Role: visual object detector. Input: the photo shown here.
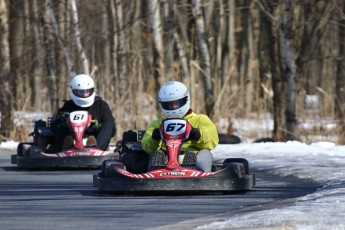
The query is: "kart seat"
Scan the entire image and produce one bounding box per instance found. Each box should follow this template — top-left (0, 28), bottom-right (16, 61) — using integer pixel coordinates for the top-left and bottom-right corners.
top-left (122, 130), bottom-right (146, 142)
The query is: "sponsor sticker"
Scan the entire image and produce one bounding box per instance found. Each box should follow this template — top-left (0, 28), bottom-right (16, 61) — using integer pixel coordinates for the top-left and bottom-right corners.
top-left (69, 152), bottom-right (91, 156)
top-left (159, 171), bottom-right (187, 176)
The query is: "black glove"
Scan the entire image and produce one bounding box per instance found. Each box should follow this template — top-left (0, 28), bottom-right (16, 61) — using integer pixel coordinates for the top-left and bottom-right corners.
top-left (54, 112), bottom-right (69, 124)
top-left (188, 128), bottom-right (201, 141)
top-left (117, 141), bottom-right (130, 162)
top-left (90, 119), bottom-right (101, 130)
top-left (152, 128), bottom-right (161, 140)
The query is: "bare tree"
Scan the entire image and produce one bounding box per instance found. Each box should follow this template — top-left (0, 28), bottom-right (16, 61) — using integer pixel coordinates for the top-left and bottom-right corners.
top-left (162, 0), bottom-right (174, 80)
top-left (174, 30), bottom-right (190, 78)
top-left (43, 1), bottom-right (59, 112)
top-left (242, 1), bottom-right (256, 117)
top-left (70, 0), bottom-right (89, 75)
top-left (2, 0), bottom-right (345, 143)
top-left (214, 0), bottom-right (224, 96)
top-left (9, 0), bottom-right (26, 111)
top-left (227, 0), bottom-right (236, 72)
top-left (259, 0), bottom-right (286, 141)
top-left (335, 1), bottom-right (345, 144)
top-left (115, 0), bottom-right (128, 98)
top-left (172, 2), bottom-right (190, 78)
top-left (191, 0), bottom-right (213, 115)
top-left (48, 0), bottom-right (75, 78)
top-left (30, 0), bottom-right (44, 111)
top-left (99, 0), bottom-right (112, 101)
top-left (109, 0), bottom-right (119, 105)
top-left (0, 0), bottom-right (14, 139)
top-left (279, 0), bottom-right (298, 140)
top-left (148, 0), bottom-right (165, 88)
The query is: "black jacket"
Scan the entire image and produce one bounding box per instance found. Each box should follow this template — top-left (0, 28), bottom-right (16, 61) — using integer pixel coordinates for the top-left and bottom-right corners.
top-left (51, 96), bottom-right (115, 133)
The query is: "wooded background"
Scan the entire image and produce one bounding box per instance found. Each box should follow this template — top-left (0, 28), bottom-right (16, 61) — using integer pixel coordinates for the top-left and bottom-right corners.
top-left (1, 0), bottom-right (345, 144)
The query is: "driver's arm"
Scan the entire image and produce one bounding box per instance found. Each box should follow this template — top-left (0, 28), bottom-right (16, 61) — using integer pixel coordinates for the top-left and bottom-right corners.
top-left (141, 119), bottom-right (163, 154)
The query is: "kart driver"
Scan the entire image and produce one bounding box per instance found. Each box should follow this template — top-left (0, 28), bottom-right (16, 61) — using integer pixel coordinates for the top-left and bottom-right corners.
top-left (121, 80), bottom-right (219, 173)
top-left (50, 74), bottom-right (116, 152)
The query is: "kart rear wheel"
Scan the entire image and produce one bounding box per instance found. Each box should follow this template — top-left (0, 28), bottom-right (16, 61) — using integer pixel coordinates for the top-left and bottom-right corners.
top-left (211, 163), bottom-right (223, 171)
top-left (28, 145), bottom-right (43, 157)
top-left (218, 134), bottom-right (241, 144)
top-left (223, 158), bottom-right (250, 177)
top-left (17, 143), bottom-right (33, 156)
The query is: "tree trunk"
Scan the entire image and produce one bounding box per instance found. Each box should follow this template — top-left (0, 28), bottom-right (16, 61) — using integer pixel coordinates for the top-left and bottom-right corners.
top-left (131, 0), bottom-right (145, 129)
top-left (43, 1), bottom-right (58, 112)
top-left (335, 1), bottom-right (345, 144)
top-left (265, 1), bottom-right (286, 141)
top-left (279, 0), bottom-right (298, 140)
top-left (110, 0), bottom-right (119, 108)
top-left (191, 0), bottom-right (213, 116)
top-left (215, 0), bottom-right (224, 99)
top-left (162, 0), bottom-right (174, 80)
top-left (115, 0), bottom-right (128, 99)
top-left (30, 0), bottom-right (43, 111)
top-left (0, 0), bottom-right (14, 139)
top-left (57, 0), bottom-right (70, 103)
top-left (70, 0), bottom-right (89, 75)
top-left (148, 0), bottom-right (165, 89)
top-left (226, 0), bottom-right (237, 101)
top-left (172, 2), bottom-right (190, 79)
top-left (174, 31), bottom-right (190, 78)
top-left (49, 0), bottom-right (74, 80)
top-left (9, 0), bottom-right (26, 111)
top-left (100, 0), bottom-right (112, 101)
top-left (244, 1), bottom-right (255, 118)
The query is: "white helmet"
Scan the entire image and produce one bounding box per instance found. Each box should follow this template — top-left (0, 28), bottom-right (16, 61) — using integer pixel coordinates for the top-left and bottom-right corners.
top-left (69, 74), bottom-right (95, 107)
top-left (158, 81), bottom-right (190, 118)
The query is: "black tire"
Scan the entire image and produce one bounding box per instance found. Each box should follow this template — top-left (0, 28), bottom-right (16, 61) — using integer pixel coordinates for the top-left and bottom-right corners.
top-left (218, 134), bottom-right (241, 144)
top-left (211, 163), bottom-right (223, 171)
top-left (101, 159), bottom-right (124, 177)
top-left (28, 145), bottom-right (43, 157)
top-left (253, 137), bottom-right (274, 143)
top-left (226, 163), bottom-right (247, 177)
top-left (17, 142), bottom-right (33, 156)
top-left (223, 158), bottom-right (250, 175)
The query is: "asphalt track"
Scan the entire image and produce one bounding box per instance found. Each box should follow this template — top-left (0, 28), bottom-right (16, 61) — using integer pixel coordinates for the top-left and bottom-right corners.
top-left (0, 150), bottom-right (320, 230)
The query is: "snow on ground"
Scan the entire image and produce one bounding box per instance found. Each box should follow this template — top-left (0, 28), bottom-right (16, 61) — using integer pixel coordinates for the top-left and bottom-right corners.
top-left (0, 141), bottom-right (20, 150)
top-left (2, 140), bottom-right (345, 229)
top-left (199, 141), bottom-right (345, 230)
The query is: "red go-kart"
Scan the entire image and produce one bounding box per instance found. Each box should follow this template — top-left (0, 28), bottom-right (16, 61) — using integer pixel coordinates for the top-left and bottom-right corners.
top-left (93, 118), bottom-right (255, 193)
top-left (11, 111), bottom-right (117, 169)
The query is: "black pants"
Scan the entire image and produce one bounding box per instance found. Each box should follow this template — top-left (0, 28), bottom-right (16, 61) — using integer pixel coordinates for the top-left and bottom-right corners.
top-left (55, 121), bottom-right (115, 151)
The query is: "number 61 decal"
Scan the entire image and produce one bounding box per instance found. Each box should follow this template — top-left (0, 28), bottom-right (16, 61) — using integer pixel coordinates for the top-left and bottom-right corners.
top-left (69, 111), bottom-right (89, 123)
top-left (73, 114), bottom-right (85, 121)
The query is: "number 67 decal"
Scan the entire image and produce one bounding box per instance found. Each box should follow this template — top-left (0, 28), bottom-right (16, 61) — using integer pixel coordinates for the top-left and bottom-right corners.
top-left (163, 119), bottom-right (187, 135)
top-left (166, 123), bottom-right (185, 132)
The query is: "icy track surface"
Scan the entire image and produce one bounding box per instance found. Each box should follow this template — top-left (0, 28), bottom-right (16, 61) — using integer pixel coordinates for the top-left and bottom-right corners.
top-left (2, 140), bottom-right (345, 229)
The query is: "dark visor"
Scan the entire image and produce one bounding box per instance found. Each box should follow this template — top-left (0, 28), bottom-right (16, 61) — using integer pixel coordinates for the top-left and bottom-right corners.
top-left (72, 88), bottom-right (94, 98)
top-left (160, 97), bottom-right (188, 110)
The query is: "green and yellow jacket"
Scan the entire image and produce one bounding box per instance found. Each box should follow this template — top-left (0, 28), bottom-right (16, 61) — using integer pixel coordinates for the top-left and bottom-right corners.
top-left (141, 111), bottom-right (219, 154)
